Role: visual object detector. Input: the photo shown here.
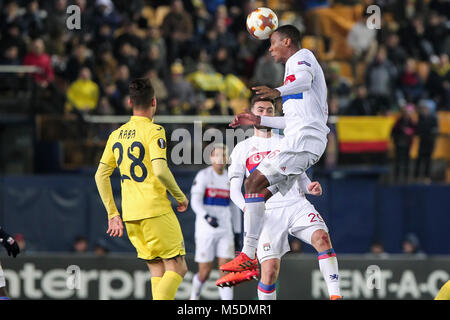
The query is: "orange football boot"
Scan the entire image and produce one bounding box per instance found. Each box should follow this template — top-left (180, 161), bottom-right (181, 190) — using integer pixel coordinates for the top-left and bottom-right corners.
top-left (219, 252), bottom-right (258, 272)
top-left (330, 295), bottom-right (343, 300)
top-left (216, 268), bottom-right (260, 288)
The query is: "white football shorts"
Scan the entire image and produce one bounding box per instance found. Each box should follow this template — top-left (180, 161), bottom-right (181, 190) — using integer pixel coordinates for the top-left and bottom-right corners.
top-left (257, 135), bottom-right (322, 196)
top-left (194, 234), bottom-right (235, 263)
top-left (257, 201), bottom-right (328, 263)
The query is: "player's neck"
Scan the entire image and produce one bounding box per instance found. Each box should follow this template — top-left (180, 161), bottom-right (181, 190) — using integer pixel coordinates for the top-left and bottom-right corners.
top-left (133, 110), bottom-right (153, 120)
top-left (254, 128), bottom-right (272, 138)
top-left (212, 166), bottom-right (224, 175)
top-left (284, 46), bottom-right (301, 63)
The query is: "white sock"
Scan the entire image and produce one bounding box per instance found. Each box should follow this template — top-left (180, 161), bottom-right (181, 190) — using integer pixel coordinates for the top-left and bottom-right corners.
top-left (190, 273), bottom-right (205, 300)
top-left (218, 286), bottom-right (233, 300)
top-left (242, 194), bottom-right (265, 259)
top-left (257, 282), bottom-right (276, 300)
top-left (318, 248), bottom-right (341, 297)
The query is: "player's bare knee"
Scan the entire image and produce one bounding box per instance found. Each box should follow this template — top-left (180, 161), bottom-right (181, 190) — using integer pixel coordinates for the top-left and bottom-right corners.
top-left (261, 260), bottom-right (279, 284)
top-left (312, 229), bottom-right (331, 250)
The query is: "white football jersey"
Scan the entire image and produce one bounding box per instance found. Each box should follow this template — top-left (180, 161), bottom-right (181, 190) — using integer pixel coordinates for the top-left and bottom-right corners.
top-left (191, 166), bottom-right (233, 236)
top-left (279, 48), bottom-right (330, 156)
top-left (228, 133), bottom-right (310, 210)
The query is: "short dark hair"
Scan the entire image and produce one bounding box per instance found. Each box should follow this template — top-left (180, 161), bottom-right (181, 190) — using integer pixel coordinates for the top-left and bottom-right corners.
top-left (250, 95), bottom-right (275, 108)
top-left (273, 24), bottom-right (301, 47)
top-left (129, 78), bottom-right (154, 109)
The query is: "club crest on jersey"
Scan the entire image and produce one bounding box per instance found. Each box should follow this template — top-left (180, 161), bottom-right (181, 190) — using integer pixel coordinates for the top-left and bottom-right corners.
top-left (246, 151), bottom-right (270, 174)
top-left (298, 61), bottom-right (311, 67)
top-left (263, 243), bottom-right (271, 251)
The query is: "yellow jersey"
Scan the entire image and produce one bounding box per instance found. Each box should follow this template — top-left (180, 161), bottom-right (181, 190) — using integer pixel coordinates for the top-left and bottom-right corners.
top-left (99, 116), bottom-right (173, 221)
top-left (435, 280), bottom-right (450, 300)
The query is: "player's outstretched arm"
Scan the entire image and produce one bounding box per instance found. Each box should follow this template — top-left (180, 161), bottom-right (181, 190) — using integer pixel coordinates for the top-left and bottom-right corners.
top-left (275, 70), bottom-right (313, 96)
top-left (152, 158), bottom-right (188, 212)
top-left (0, 227), bottom-right (20, 258)
top-left (229, 109), bottom-right (286, 129)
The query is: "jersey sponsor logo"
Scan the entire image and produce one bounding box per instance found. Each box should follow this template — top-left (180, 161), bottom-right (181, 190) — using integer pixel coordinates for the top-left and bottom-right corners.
top-left (157, 138), bottom-right (166, 149)
top-left (204, 188), bottom-right (230, 206)
top-left (246, 151), bottom-right (270, 174)
top-left (298, 60), bottom-right (311, 67)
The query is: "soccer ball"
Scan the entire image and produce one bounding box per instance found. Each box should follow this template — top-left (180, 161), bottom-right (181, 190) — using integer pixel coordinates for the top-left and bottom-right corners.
top-left (246, 7), bottom-right (278, 40)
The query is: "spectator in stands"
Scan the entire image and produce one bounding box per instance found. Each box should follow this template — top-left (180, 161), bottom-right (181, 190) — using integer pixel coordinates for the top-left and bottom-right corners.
top-left (23, 38), bottom-right (54, 88)
top-left (0, 22), bottom-right (27, 61)
top-left (235, 30), bottom-right (259, 78)
top-left (345, 85), bottom-right (373, 116)
top-left (215, 17), bottom-right (237, 53)
top-left (113, 19), bottom-right (144, 58)
top-left (66, 67), bottom-right (100, 114)
top-left (426, 54), bottom-right (450, 110)
top-left (399, 15), bottom-right (434, 61)
top-left (91, 23), bottom-right (115, 53)
top-left (95, 46), bottom-right (118, 90)
top-left (65, 44), bottom-right (95, 83)
top-left (94, 243), bottom-right (109, 256)
top-left (0, 44), bottom-right (20, 65)
top-left (116, 42), bottom-right (140, 78)
top-left (0, 1), bottom-right (23, 33)
top-left (385, 32), bottom-right (408, 73)
top-left (115, 64), bottom-right (131, 100)
top-left (144, 68), bottom-right (168, 109)
top-left (347, 10), bottom-right (378, 80)
top-left (414, 100), bottom-right (439, 183)
top-left (391, 104), bottom-right (417, 183)
top-left (44, 0), bottom-right (69, 37)
top-left (326, 62), bottom-right (352, 110)
top-left (252, 51), bottom-right (284, 89)
top-left (143, 26), bottom-right (167, 76)
top-left (212, 46), bottom-right (235, 75)
top-left (166, 61), bottom-right (196, 115)
top-left (402, 232), bottom-right (426, 256)
top-left (140, 44), bottom-right (167, 80)
top-left (365, 46), bottom-right (398, 115)
top-left (92, 0), bottom-right (122, 33)
top-left (161, 0), bottom-right (194, 64)
top-left (424, 11), bottom-right (448, 57)
top-left (209, 91), bottom-right (234, 116)
top-left (368, 241), bottom-right (389, 259)
top-left (72, 236), bottom-right (89, 254)
top-left (22, 0), bottom-right (44, 38)
top-left (399, 58), bottom-right (425, 103)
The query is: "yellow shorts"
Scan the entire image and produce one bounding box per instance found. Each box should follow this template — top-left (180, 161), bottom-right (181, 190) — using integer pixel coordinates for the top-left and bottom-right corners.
top-left (125, 212), bottom-right (186, 261)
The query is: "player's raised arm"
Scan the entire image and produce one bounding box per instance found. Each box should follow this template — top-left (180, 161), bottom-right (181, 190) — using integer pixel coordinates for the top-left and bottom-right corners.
top-left (229, 109), bottom-right (286, 129)
top-left (275, 70), bottom-right (313, 96)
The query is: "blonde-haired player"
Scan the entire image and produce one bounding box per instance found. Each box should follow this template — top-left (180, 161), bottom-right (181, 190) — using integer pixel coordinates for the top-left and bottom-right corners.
top-left (95, 78), bottom-right (188, 300)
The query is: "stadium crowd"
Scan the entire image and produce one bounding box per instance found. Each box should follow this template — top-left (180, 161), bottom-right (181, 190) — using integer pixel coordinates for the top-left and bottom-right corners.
top-left (0, 0), bottom-right (448, 117)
